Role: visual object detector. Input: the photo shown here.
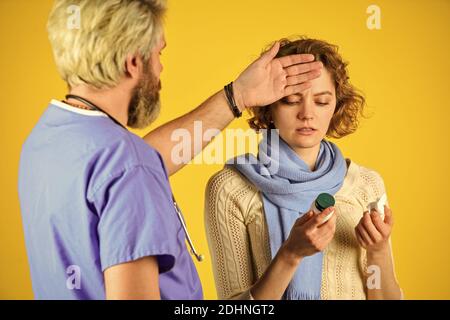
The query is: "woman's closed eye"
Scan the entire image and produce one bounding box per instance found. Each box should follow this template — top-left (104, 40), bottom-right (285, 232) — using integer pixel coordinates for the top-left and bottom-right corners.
top-left (315, 101), bottom-right (330, 106)
top-left (281, 96), bottom-right (331, 107)
top-left (281, 95), bottom-right (301, 106)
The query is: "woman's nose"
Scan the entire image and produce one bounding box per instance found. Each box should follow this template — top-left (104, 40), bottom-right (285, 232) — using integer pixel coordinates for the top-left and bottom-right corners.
top-left (297, 99), bottom-right (314, 120)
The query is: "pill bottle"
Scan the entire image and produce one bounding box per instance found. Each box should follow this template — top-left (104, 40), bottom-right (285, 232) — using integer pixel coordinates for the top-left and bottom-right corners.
top-left (311, 193), bottom-right (335, 223)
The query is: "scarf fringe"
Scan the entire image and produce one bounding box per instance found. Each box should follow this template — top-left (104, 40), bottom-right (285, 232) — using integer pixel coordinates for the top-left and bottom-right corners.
top-left (284, 290), bottom-right (321, 300)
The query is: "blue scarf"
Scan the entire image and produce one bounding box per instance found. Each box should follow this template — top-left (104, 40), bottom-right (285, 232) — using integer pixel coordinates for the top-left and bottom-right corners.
top-left (227, 129), bottom-right (347, 300)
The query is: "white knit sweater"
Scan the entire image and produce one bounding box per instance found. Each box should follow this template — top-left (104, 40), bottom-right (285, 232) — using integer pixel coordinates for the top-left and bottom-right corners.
top-left (204, 159), bottom-right (396, 300)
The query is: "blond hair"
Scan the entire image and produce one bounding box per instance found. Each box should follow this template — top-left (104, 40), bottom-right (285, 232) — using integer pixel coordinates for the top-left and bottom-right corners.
top-left (47, 0), bottom-right (166, 89)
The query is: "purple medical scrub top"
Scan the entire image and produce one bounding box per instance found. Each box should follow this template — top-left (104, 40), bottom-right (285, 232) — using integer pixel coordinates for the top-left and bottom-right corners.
top-left (18, 100), bottom-right (203, 300)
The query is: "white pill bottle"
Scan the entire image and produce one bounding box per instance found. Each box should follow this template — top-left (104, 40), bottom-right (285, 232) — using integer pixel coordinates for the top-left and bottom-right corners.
top-left (310, 193), bottom-right (336, 223)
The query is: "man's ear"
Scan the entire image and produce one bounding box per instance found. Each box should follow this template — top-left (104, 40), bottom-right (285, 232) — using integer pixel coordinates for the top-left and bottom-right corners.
top-left (124, 53), bottom-right (143, 80)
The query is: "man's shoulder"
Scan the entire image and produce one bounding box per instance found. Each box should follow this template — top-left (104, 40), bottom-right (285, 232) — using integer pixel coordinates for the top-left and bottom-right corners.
top-left (82, 132), bottom-right (169, 203)
top-left (93, 130), bottom-right (168, 179)
top-left (22, 105), bottom-right (168, 187)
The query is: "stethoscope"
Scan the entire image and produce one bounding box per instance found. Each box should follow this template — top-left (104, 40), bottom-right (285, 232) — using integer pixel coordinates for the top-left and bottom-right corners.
top-left (64, 94), bottom-right (205, 262)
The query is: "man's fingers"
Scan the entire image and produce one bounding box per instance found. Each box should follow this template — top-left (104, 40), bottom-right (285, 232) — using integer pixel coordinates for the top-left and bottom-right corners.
top-left (282, 60), bottom-right (323, 96)
top-left (278, 53), bottom-right (315, 68)
top-left (286, 70), bottom-right (321, 86)
top-left (284, 82), bottom-right (312, 96)
top-left (285, 61), bottom-right (323, 76)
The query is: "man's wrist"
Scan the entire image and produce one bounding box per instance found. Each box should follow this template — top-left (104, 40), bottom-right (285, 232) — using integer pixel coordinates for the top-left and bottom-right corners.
top-left (231, 81), bottom-right (247, 112)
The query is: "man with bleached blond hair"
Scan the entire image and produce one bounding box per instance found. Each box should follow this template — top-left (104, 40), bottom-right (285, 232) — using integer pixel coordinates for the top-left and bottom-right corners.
top-left (18, 0), bottom-right (322, 299)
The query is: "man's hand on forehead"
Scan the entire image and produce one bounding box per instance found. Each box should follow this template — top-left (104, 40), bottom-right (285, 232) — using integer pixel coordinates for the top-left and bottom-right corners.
top-left (232, 41), bottom-right (323, 110)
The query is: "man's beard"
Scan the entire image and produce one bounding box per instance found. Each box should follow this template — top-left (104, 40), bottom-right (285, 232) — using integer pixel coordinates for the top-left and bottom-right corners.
top-left (127, 67), bottom-right (161, 129)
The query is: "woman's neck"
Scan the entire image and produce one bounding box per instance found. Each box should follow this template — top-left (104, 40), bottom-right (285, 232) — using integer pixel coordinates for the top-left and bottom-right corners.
top-left (292, 143), bottom-right (321, 171)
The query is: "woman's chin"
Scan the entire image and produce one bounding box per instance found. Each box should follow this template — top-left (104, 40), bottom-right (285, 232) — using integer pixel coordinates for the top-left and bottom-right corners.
top-left (289, 135), bottom-right (321, 149)
top-left (278, 131), bottom-right (323, 150)
top-left (287, 143), bottom-right (316, 152)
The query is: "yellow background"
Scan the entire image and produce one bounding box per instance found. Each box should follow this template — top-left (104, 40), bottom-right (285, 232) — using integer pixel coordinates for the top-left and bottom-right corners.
top-left (1, 0), bottom-right (449, 299)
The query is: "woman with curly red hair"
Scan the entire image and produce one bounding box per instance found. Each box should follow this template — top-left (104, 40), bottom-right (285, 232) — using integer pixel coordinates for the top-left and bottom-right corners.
top-left (205, 37), bottom-right (403, 300)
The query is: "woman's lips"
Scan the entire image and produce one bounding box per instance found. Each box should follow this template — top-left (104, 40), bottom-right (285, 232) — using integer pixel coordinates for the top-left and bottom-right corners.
top-left (295, 128), bottom-right (317, 136)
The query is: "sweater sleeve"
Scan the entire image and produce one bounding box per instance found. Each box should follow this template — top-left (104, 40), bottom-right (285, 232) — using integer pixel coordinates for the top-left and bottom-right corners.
top-left (204, 167), bottom-right (260, 300)
top-left (358, 167), bottom-right (403, 298)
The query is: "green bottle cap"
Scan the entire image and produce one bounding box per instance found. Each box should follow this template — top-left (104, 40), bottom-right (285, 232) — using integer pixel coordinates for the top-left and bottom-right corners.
top-left (315, 193), bottom-right (335, 212)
